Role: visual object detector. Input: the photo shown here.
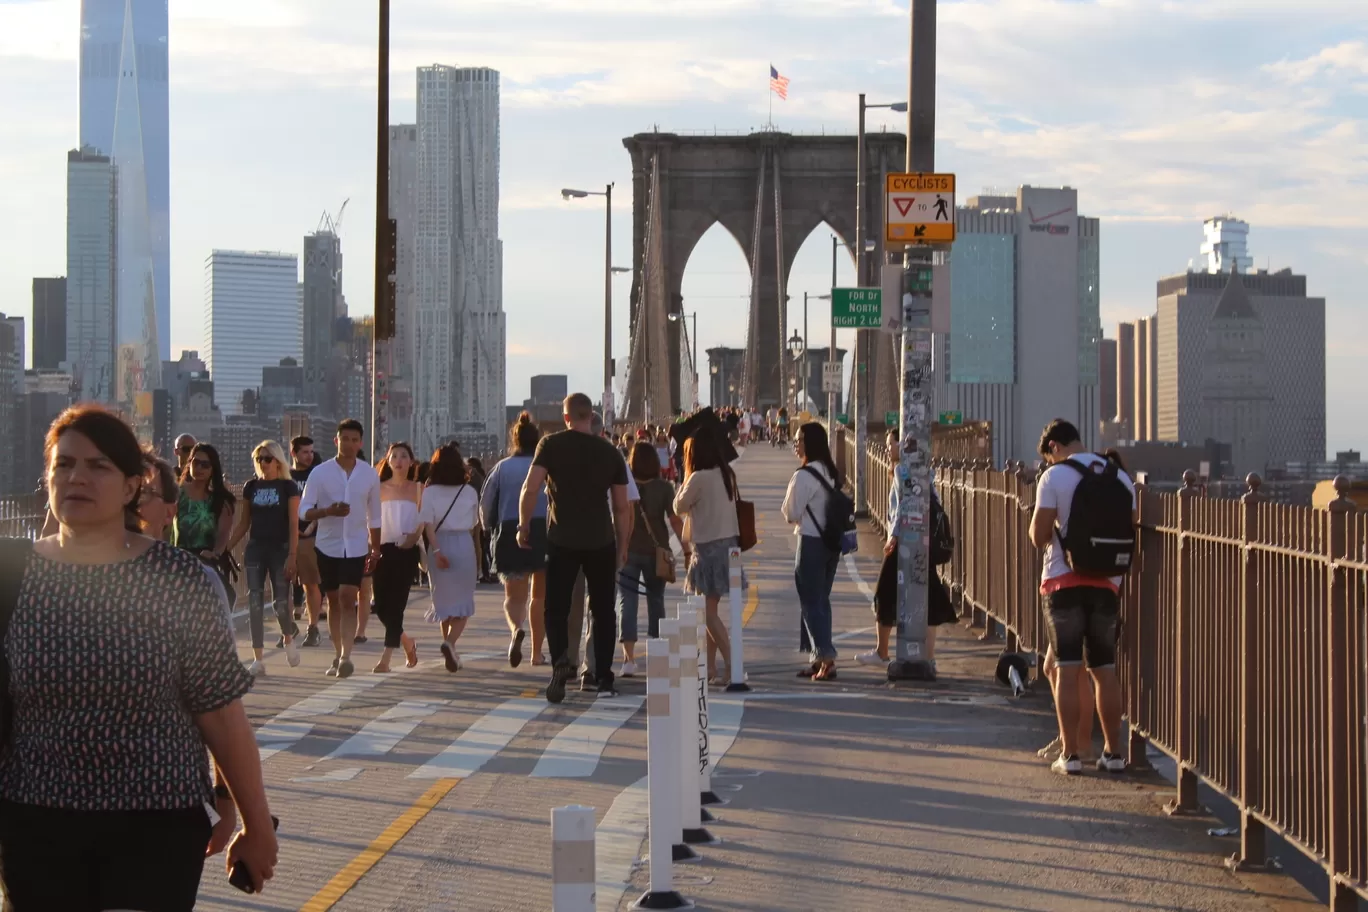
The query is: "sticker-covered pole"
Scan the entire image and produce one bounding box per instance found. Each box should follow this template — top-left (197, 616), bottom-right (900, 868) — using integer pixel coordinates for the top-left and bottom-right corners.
top-left (635, 639), bottom-right (692, 910)
top-left (888, 0), bottom-right (939, 682)
top-left (660, 619), bottom-right (699, 863)
top-left (550, 805), bottom-right (596, 912)
top-left (725, 548), bottom-right (750, 692)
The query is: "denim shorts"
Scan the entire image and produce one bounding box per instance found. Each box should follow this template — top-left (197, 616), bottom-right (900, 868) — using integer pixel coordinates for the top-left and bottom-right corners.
top-left (1044, 585), bottom-right (1120, 668)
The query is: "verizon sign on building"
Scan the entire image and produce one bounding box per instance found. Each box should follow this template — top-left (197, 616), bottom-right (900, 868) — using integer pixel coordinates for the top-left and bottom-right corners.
top-left (932, 185), bottom-right (1102, 466)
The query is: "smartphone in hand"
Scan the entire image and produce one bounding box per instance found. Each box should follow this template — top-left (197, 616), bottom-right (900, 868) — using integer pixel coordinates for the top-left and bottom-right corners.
top-left (229, 815), bottom-right (280, 894)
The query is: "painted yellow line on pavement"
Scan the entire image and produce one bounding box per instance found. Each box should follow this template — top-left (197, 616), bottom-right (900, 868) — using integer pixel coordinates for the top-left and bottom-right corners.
top-left (299, 777), bottom-right (460, 912)
top-left (520, 688), bottom-right (538, 698)
top-left (743, 583), bottom-right (759, 627)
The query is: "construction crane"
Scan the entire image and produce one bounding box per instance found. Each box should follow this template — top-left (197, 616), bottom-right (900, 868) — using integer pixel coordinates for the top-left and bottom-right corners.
top-left (317, 198), bottom-right (350, 236)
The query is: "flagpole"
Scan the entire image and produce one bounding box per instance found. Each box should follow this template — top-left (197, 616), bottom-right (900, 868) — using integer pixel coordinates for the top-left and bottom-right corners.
top-left (767, 64), bottom-right (772, 129)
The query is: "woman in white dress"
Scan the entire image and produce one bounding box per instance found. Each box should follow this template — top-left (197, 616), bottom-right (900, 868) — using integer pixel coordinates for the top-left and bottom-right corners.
top-left (419, 443), bottom-right (481, 673)
top-left (372, 443), bottom-right (423, 673)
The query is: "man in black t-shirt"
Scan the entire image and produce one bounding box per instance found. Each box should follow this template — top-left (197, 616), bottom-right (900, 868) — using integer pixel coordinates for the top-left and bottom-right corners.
top-left (289, 437), bottom-right (322, 646)
top-left (519, 393), bottom-right (631, 703)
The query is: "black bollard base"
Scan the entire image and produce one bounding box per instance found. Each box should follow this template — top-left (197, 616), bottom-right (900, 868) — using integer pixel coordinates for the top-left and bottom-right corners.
top-left (699, 806), bottom-right (717, 822)
top-left (672, 842), bottom-right (700, 863)
top-left (700, 790), bottom-right (728, 807)
top-left (724, 681), bottom-right (752, 693)
top-left (682, 826), bottom-right (721, 846)
top-left (887, 658), bottom-right (936, 682)
top-left (632, 889), bottom-right (695, 910)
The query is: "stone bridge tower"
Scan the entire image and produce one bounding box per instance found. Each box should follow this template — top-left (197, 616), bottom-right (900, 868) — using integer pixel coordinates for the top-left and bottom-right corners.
top-left (622, 130), bottom-right (906, 419)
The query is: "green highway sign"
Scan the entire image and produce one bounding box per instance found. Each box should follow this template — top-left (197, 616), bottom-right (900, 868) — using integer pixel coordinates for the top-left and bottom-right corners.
top-left (831, 287), bottom-right (882, 328)
top-left (836, 413), bottom-right (849, 425)
top-left (885, 411), bottom-right (899, 427)
top-left (938, 411), bottom-right (963, 425)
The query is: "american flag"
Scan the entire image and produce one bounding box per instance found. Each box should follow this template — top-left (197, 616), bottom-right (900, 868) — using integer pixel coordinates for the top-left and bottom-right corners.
top-left (769, 65), bottom-right (790, 100)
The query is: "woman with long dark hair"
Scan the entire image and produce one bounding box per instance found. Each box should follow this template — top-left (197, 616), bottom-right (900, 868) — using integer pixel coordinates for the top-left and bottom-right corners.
top-left (175, 442), bottom-right (236, 599)
top-left (420, 443), bottom-right (481, 672)
top-left (371, 442), bottom-right (423, 673)
top-left (617, 442), bottom-right (684, 676)
top-left (674, 425), bottom-right (738, 683)
top-left (781, 422), bottom-right (843, 681)
top-left (480, 412), bottom-right (549, 666)
top-left (0, 406), bottom-right (276, 908)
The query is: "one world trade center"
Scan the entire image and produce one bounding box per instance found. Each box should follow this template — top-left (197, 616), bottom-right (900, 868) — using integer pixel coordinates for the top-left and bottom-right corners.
top-left (79, 0), bottom-right (168, 411)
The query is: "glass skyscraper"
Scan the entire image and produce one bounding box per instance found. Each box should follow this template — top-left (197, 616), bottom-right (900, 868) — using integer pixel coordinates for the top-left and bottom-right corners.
top-left (79, 0), bottom-right (169, 418)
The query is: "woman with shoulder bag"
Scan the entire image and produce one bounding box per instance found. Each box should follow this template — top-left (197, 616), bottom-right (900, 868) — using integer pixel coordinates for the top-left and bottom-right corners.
top-left (174, 442), bottom-right (237, 600)
top-left (480, 412), bottom-right (549, 667)
top-left (0, 406), bottom-right (276, 910)
top-left (616, 443), bottom-right (685, 678)
top-left (420, 443), bottom-right (482, 673)
top-left (674, 427), bottom-right (738, 684)
top-left (781, 422), bottom-right (843, 681)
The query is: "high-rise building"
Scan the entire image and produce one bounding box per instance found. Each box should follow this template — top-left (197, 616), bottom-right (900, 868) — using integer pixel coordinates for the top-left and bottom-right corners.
top-left (413, 65), bottom-right (506, 455)
top-left (32, 278), bottom-right (66, 371)
top-left (1115, 321), bottom-right (1135, 437)
top-left (260, 357), bottom-right (305, 422)
top-left (65, 147), bottom-right (118, 403)
top-left (388, 124), bottom-right (419, 444)
top-left (1156, 265), bottom-right (1325, 475)
top-left (1200, 216), bottom-right (1253, 275)
top-left (80, 0), bottom-right (169, 364)
top-left (1099, 338), bottom-right (1117, 427)
top-left (302, 229), bottom-right (343, 415)
top-left (0, 318), bottom-right (18, 494)
top-left (203, 251), bottom-right (301, 416)
top-left (529, 374), bottom-right (568, 405)
top-left (936, 187), bottom-right (1101, 465)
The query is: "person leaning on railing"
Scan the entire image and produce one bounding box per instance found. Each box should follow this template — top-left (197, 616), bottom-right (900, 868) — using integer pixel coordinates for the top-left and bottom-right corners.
top-left (0, 405), bottom-right (276, 909)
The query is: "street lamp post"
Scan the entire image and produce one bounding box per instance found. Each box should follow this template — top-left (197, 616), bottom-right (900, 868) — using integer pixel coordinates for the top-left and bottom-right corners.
top-left (853, 95), bottom-right (908, 516)
top-left (562, 185), bottom-right (615, 425)
top-left (370, 0), bottom-right (391, 463)
top-left (786, 330), bottom-right (804, 412)
top-left (803, 291), bottom-right (830, 417)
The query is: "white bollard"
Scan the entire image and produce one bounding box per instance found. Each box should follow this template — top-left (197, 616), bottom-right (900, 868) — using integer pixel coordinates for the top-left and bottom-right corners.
top-left (675, 607), bottom-right (717, 845)
top-left (633, 640), bottom-right (693, 910)
top-left (726, 547), bottom-right (751, 692)
top-left (694, 606), bottom-right (723, 808)
top-left (659, 619), bottom-right (698, 863)
top-left (551, 805), bottom-right (596, 912)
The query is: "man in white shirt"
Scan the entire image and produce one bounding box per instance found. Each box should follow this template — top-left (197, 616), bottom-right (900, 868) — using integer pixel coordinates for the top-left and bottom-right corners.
top-left (737, 410), bottom-right (751, 446)
top-left (298, 419), bottom-right (382, 679)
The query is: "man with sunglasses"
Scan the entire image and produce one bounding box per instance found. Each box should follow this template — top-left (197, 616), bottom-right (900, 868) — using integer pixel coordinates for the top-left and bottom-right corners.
top-left (174, 434), bottom-right (198, 473)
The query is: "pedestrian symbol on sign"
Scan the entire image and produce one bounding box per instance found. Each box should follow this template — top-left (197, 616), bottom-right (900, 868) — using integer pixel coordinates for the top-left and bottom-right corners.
top-left (934, 198), bottom-right (950, 221)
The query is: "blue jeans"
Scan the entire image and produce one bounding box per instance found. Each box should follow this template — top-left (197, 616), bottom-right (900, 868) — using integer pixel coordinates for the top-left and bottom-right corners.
top-left (245, 540), bottom-right (298, 649)
top-left (795, 534), bottom-right (839, 660)
top-left (617, 550), bottom-right (665, 643)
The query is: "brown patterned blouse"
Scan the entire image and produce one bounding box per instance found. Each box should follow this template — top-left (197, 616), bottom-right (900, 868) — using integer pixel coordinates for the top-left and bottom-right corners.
top-left (0, 540), bottom-right (253, 811)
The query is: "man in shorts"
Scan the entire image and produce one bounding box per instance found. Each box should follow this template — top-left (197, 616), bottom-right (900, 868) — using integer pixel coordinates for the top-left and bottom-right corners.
top-left (298, 420), bottom-right (381, 678)
top-left (290, 436), bottom-right (323, 646)
top-left (1029, 419), bottom-right (1135, 775)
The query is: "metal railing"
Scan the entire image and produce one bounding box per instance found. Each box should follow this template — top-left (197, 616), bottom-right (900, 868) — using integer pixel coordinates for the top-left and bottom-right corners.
top-left (851, 438), bottom-right (1368, 909)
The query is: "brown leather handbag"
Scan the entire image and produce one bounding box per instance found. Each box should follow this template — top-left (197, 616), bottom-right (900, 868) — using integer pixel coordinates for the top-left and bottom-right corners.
top-left (734, 490), bottom-right (757, 552)
top-left (638, 502), bottom-right (677, 584)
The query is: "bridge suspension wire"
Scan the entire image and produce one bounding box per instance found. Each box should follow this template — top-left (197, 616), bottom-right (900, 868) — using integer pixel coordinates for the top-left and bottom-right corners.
top-left (740, 151), bottom-right (768, 408)
top-left (772, 152), bottom-right (787, 413)
top-left (623, 151), bottom-right (672, 424)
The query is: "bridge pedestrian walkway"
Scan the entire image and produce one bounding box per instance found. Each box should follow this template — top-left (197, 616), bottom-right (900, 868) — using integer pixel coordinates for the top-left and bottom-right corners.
top-left (188, 444), bottom-right (1317, 911)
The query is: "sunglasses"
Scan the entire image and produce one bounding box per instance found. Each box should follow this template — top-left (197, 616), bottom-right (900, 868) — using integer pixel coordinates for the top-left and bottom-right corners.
top-left (191, 459), bottom-right (212, 470)
top-left (177, 446), bottom-right (194, 455)
top-left (254, 454), bottom-right (275, 464)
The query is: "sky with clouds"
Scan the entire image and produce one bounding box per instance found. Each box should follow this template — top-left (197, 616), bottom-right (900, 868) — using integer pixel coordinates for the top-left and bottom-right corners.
top-left (1, 0), bottom-right (1364, 454)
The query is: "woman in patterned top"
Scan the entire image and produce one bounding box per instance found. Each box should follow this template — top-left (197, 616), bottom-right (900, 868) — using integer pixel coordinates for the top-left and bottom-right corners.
top-left (0, 405), bottom-right (277, 909)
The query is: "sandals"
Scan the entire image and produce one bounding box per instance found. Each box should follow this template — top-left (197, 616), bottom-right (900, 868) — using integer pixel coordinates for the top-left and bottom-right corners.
top-left (797, 663), bottom-right (820, 679)
top-left (402, 636), bottom-right (418, 668)
top-left (812, 662), bottom-right (838, 682)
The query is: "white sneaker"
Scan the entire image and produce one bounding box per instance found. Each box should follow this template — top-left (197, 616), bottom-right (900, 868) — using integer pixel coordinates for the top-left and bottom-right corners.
top-left (855, 651), bottom-right (886, 667)
top-left (1037, 736), bottom-right (1063, 760)
top-left (1096, 752), bottom-right (1126, 774)
top-left (246, 659), bottom-right (266, 677)
top-left (1051, 753), bottom-right (1083, 776)
top-left (618, 659), bottom-right (638, 678)
top-left (283, 637), bottom-right (301, 668)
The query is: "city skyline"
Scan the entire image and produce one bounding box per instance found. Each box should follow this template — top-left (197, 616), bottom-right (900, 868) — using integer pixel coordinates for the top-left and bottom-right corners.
top-left (0, 1), bottom-right (1363, 451)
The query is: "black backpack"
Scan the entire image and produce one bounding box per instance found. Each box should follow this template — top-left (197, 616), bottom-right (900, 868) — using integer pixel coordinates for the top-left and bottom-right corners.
top-left (930, 493), bottom-right (954, 566)
top-left (1056, 457), bottom-right (1135, 577)
top-left (802, 466), bottom-right (857, 554)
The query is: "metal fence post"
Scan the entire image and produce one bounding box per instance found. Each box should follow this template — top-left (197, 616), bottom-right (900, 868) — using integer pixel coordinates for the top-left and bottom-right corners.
top-left (1166, 470), bottom-right (1201, 816)
top-left (1231, 473), bottom-right (1266, 871)
top-left (1326, 476), bottom-right (1356, 911)
top-left (1127, 477), bottom-right (1149, 769)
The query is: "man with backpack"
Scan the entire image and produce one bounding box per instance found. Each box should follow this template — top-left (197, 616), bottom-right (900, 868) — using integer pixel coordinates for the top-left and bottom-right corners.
top-left (1029, 419), bottom-right (1136, 776)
